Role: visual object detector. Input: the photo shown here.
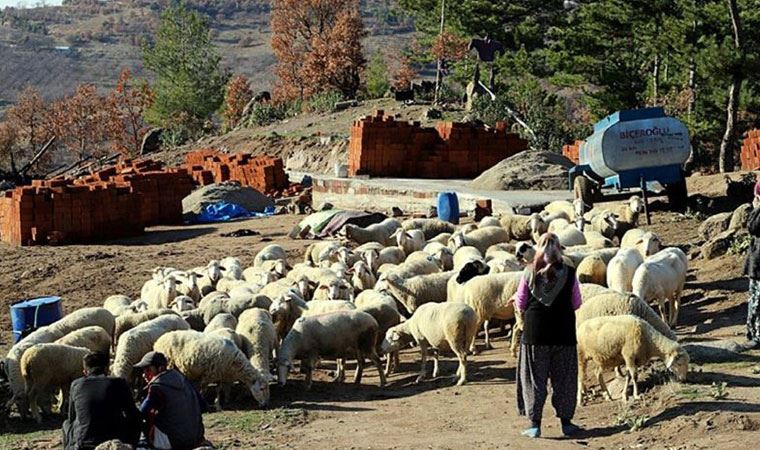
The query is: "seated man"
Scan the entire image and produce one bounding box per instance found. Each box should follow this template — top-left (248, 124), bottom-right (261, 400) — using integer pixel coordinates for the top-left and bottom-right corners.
top-left (135, 351), bottom-right (206, 450)
top-left (63, 352), bottom-right (140, 450)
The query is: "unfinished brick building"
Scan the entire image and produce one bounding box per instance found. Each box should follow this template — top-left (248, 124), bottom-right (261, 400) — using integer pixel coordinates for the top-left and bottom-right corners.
top-left (348, 111), bottom-right (528, 178)
top-left (185, 149), bottom-right (289, 195)
top-left (562, 140), bottom-right (584, 165)
top-left (741, 130), bottom-right (760, 171)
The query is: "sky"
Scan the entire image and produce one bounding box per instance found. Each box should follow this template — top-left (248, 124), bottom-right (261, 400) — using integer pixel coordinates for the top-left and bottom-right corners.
top-left (0, 0), bottom-right (63, 7)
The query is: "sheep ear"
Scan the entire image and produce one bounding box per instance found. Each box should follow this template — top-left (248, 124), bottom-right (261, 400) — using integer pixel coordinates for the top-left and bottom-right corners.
top-left (635, 238), bottom-right (643, 245)
top-left (319, 285), bottom-right (328, 290)
top-left (346, 268), bottom-right (355, 275)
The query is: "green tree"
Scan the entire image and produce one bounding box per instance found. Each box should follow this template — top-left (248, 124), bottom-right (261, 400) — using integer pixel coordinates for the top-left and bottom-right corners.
top-left (365, 52), bottom-right (390, 98)
top-left (142, 0), bottom-right (229, 138)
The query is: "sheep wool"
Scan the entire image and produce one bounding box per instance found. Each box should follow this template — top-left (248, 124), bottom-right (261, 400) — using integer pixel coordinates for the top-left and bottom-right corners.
top-left (112, 315), bottom-right (190, 383)
top-left (55, 326), bottom-right (112, 354)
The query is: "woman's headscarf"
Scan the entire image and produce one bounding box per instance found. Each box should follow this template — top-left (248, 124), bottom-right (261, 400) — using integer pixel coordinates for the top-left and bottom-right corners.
top-left (527, 232), bottom-right (568, 307)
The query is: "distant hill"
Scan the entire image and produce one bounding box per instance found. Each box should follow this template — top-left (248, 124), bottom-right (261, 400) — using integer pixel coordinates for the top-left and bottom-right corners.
top-left (0, 0), bottom-right (413, 109)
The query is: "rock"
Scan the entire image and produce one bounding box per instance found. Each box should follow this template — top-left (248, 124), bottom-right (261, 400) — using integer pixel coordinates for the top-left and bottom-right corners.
top-left (729, 203), bottom-right (752, 231)
top-left (701, 229), bottom-right (749, 259)
top-left (683, 340), bottom-right (746, 364)
top-left (334, 100), bottom-right (358, 111)
top-left (469, 151), bottom-right (574, 191)
top-left (140, 128), bottom-right (162, 155)
top-left (699, 212), bottom-right (732, 240)
top-left (95, 440), bottom-right (133, 450)
top-left (424, 108), bottom-right (442, 120)
top-left (181, 182), bottom-right (274, 218)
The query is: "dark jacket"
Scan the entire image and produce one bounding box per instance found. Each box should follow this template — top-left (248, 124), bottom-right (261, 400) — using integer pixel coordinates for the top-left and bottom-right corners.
top-left (522, 265), bottom-right (577, 346)
top-left (64, 375), bottom-right (140, 450)
top-left (140, 369), bottom-right (204, 450)
top-left (744, 206), bottom-right (760, 279)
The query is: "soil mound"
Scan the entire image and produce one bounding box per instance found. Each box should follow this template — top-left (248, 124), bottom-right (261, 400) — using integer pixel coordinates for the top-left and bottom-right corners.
top-left (182, 182), bottom-right (274, 216)
top-left (469, 151), bottom-right (574, 190)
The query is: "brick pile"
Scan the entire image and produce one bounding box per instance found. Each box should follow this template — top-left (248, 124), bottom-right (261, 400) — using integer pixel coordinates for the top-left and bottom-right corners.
top-left (185, 149), bottom-right (289, 195)
top-left (741, 130), bottom-right (760, 170)
top-left (0, 159), bottom-right (194, 246)
top-left (562, 140), bottom-right (584, 165)
top-left (348, 110), bottom-right (528, 178)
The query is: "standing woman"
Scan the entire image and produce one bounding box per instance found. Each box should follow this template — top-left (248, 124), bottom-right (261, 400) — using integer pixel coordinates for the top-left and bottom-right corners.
top-left (513, 232), bottom-right (582, 438)
top-left (743, 182), bottom-right (760, 349)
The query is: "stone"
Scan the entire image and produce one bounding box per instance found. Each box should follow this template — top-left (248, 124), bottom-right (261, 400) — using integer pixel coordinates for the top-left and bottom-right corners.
top-left (729, 203), bottom-right (752, 231)
top-left (140, 128), bottom-right (162, 155)
top-left (699, 212), bottom-right (732, 240)
top-left (95, 440), bottom-right (133, 450)
top-left (683, 340), bottom-right (746, 364)
top-left (701, 229), bottom-right (748, 260)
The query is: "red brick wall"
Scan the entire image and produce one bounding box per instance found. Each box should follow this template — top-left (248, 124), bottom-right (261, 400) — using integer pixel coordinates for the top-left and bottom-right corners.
top-left (741, 130), bottom-right (760, 171)
top-left (562, 140), bottom-right (584, 165)
top-left (348, 110), bottom-right (528, 178)
top-left (185, 149), bottom-right (289, 195)
top-left (0, 159), bottom-right (194, 246)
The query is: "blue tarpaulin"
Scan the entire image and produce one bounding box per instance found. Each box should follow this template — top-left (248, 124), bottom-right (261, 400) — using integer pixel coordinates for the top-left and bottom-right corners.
top-left (193, 202), bottom-right (275, 223)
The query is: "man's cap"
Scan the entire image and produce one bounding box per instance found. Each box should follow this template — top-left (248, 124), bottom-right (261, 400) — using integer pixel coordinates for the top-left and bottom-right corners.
top-left (134, 351), bottom-right (167, 369)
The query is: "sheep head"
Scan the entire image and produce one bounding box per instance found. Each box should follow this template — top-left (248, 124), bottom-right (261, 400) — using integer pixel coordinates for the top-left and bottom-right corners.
top-left (666, 348), bottom-right (690, 381)
top-left (381, 325), bottom-right (412, 354)
top-left (516, 242), bottom-right (536, 263)
top-left (635, 232), bottom-right (661, 257)
top-left (276, 357), bottom-right (293, 386)
top-left (433, 247), bottom-right (454, 270)
top-left (206, 260), bottom-right (223, 283)
top-left (250, 375), bottom-right (270, 406)
top-left (529, 214), bottom-right (548, 242)
top-left (455, 260), bottom-right (490, 284)
top-left (450, 231), bottom-right (466, 251)
top-left (628, 196), bottom-right (644, 214)
top-left (362, 249), bottom-right (380, 272)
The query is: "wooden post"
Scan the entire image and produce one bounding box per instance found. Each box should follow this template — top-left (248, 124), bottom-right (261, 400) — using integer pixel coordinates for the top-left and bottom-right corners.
top-left (640, 177), bottom-right (652, 225)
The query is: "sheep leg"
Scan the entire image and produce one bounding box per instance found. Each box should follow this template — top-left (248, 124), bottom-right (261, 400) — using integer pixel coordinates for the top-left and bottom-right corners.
top-left (596, 367), bottom-right (613, 401)
top-left (483, 320), bottom-right (494, 350)
top-left (369, 351), bottom-right (386, 388)
top-left (671, 290), bottom-right (682, 327)
top-left (334, 359), bottom-right (345, 383)
top-left (455, 351), bottom-right (467, 386)
top-left (431, 351), bottom-right (440, 378)
top-left (416, 342), bottom-right (429, 383)
top-left (384, 352), bottom-right (392, 376)
top-left (629, 365), bottom-right (640, 400)
top-left (622, 370), bottom-right (631, 403)
top-left (577, 354), bottom-right (586, 406)
top-left (29, 387), bottom-right (42, 424)
top-left (657, 298), bottom-right (668, 325)
top-left (304, 359), bottom-right (314, 391)
top-left (470, 322), bottom-right (482, 355)
top-left (354, 356), bottom-right (365, 385)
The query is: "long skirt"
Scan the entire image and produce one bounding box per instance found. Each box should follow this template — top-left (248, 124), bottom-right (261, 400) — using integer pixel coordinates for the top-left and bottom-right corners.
top-left (516, 344), bottom-right (578, 423)
top-left (748, 279), bottom-right (760, 343)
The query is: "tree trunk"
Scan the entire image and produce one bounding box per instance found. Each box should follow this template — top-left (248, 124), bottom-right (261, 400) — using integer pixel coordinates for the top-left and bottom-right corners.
top-left (433, 0), bottom-right (446, 105)
top-left (719, 0), bottom-right (743, 173)
top-left (652, 53), bottom-right (660, 105)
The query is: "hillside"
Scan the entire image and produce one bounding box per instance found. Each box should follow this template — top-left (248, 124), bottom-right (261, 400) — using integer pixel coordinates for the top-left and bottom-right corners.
top-left (0, 0), bottom-right (414, 109)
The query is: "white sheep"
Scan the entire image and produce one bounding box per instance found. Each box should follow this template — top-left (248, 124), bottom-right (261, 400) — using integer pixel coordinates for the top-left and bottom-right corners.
top-left (543, 200), bottom-right (577, 219)
top-left (378, 255), bottom-right (441, 280)
top-left (381, 302), bottom-right (477, 385)
top-left (204, 313), bottom-right (238, 333)
top-left (349, 261), bottom-right (377, 293)
top-left (254, 244), bottom-right (288, 267)
top-left (142, 275), bottom-right (180, 310)
top-left (153, 330), bottom-right (269, 407)
top-left (580, 283), bottom-right (611, 300)
top-left (452, 246), bottom-right (484, 271)
top-left (564, 247), bottom-right (618, 268)
top-left (236, 308), bottom-right (278, 382)
top-left (429, 246), bottom-right (454, 271)
top-left (620, 229), bottom-right (662, 258)
top-left (312, 277), bottom-right (355, 302)
top-left (547, 217), bottom-right (571, 233)
top-left (341, 218), bottom-right (401, 245)
top-left (500, 213), bottom-right (547, 242)
top-left (113, 309), bottom-right (177, 346)
top-left (395, 229), bottom-right (426, 256)
top-left (611, 196), bottom-right (645, 238)
top-left (103, 295), bottom-right (132, 316)
top-left (556, 225), bottom-right (586, 247)
top-left (583, 230), bottom-right (614, 249)
top-left (196, 260), bottom-right (225, 295)
top-left (220, 256), bottom-right (244, 280)
top-left (20, 343), bottom-right (89, 423)
top-left (576, 254), bottom-right (607, 286)
top-left (577, 315), bottom-right (689, 403)
top-left (402, 218), bottom-right (458, 240)
top-left (587, 210), bottom-right (619, 239)
top-left (632, 247), bottom-right (688, 326)
top-left (449, 227), bottom-right (510, 254)
top-left (55, 326), bottom-right (111, 354)
top-left (303, 241), bottom-right (341, 266)
top-left (381, 271), bottom-right (454, 315)
top-left (479, 216), bottom-right (502, 228)
top-left (277, 310), bottom-right (386, 389)
top-left (112, 315), bottom-right (190, 383)
top-left (354, 290), bottom-right (402, 374)
top-left (168, 295), bottom-right (196, 313)
top-left (174, 272), bottom-right (202, 302)
top-left (427, 232), bottom-right (453, 246)
top-left (606, 248), bottom-right (644, 293)
top-left (362, 247), bottom-right (405, 273)
top-left (575, 291), bottom-right (676, 340)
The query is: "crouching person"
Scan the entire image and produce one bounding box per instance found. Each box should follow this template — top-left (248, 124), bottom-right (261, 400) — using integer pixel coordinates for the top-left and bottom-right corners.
top-left (134, 351), bottom-right (208, 450)
top-left (63, 352), bottom-right (140, 450)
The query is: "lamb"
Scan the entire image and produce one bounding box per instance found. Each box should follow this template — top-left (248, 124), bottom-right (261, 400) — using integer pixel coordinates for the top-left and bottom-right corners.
top-left (620, 229), bottom-right (662, 258)
top-left (500, 213), bottom-right (547, 242)
top-left (220, 256), bottom-right (244, 280)
top-left (632, 248), bottom-right (688, 326)
top-left (362, 247), bottom-right (405, 272)
top-left (576, 254), bottom-right (607, 286)
top-left (168, 295), bottom-right (196, 313)
top-left (113, 309), bottom-right (177, 346)
top-left (254, 244), bottom-right (288, 267)
top-left (402, 218), bottom-right (458, 240)
top-left (382, 271), bottom-right (455, 315)
top-left (312, 277), bottom-right (355, 302)
top-left (449, 227), bottom-right (510, 254)
top-left (395, 229), bottom-right (426, 256)
top-left (5, 307), bottom-right (114, 419)
top-left (349, 261), bottom-right (377, 293)
top-left (449, 272), bottom-right (522, 351)
top-left (341, 218), bottom-right (401, 245)
top-left (381, 302), bottom-right (477, 385)
top-left (153, 330), bottom-right (269, 406)
top-left (575, 291), bottom-right (676, 340)
top-left (204, 313), bottom-right (238, 333)
top-left (354, 290), bottom-right (402, 374)
top-left (588, 210), bottom-right (619, 239)
top-left (236, 308), bottom-right (278, 382)
top-left (577, 315), bottom-right (689, 403)
top-left (196, 260), bottom-right (225, 295)
top-left (103, 295), bottom-right (132, 316)
top-left (611, 196), bottom-right (645, 238)
top-left (606, 248), bottom-right (644, 293)
top-left (112, 315), bottom-right (190, 383)
top-left (142, 275), bottom-right (180, 310)
top-left (20, 343), bottom-right (90, 423)
top-left (55, 326), bottom-right (111, 354)
top-left (277, 310), bottom-right (386, 389)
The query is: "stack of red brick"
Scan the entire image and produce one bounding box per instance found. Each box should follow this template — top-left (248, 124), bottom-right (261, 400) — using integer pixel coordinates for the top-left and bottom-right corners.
top-left (348, 110), bottom-right (528, 178)
top-left (185, 149), bottom-right (289, 195)
top-left (741, 130), bottom-right (760, 170)
top-left (562, 140), bottom-right (584, 165)
top-left (0, 159), bottom-right (194, 246)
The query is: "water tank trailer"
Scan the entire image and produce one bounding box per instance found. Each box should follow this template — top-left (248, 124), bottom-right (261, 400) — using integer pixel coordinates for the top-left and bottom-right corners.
top-left (569, 107), bottom-right (691, 214)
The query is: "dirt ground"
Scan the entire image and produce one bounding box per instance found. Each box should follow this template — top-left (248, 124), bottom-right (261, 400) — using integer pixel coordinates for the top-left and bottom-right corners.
top-left (2, 198), bottom-right (760, 449)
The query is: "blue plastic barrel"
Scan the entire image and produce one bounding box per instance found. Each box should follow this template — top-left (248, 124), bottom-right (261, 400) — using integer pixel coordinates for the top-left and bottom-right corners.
top-left (437, 192), bottom-right (460, 225)
top-left (10, 296), bottom-right (63, 343)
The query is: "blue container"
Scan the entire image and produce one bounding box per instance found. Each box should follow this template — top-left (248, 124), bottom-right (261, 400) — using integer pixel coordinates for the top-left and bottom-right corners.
top-left (437, 192), bottom-right (460, 225)
top-left (10, 296), bottom-right (63, 343)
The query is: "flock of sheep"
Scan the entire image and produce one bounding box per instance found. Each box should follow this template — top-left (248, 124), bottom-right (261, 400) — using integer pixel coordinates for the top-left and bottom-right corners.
top-left (1, 195), bottom-right (694, 425)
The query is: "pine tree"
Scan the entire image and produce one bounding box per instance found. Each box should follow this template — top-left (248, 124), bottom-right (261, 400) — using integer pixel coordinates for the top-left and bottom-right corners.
top-left (365, 52), bottom-right (390, 99)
